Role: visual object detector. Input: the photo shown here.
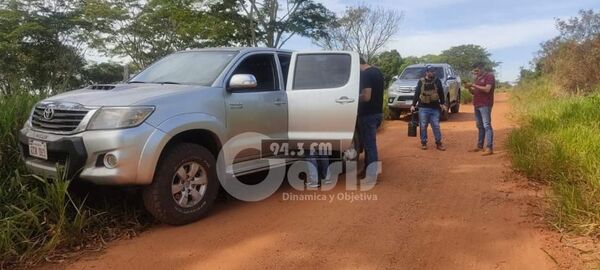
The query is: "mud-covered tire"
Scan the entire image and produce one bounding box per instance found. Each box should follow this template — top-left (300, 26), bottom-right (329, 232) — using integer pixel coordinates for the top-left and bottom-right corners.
top-left (389, 109), bottom-right (400, 120)
top-left (451, 102), bottom-right (460, 114)
top-left (143, 143), bottom-right (219, 225)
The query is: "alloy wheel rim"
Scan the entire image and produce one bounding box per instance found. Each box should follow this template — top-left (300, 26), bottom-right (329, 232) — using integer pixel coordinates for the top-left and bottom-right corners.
top-left (171, 161), bottom-right (208, 208)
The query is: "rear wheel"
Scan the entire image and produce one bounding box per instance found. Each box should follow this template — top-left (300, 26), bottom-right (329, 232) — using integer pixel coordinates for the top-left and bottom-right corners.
top-left (143, 143), bottom-right (219, 225)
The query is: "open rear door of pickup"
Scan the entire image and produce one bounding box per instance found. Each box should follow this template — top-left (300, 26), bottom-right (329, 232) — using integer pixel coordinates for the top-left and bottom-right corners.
top-left (285, 51), bottom-right (360, 151)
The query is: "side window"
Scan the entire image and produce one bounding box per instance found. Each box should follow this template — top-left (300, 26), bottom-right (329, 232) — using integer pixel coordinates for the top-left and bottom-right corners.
top-left (293, 54), bottom-right (351, 90)
top-left (278, 54), bottom-right (291, 89)
top-left (232, 54), bottom-right (278, 91)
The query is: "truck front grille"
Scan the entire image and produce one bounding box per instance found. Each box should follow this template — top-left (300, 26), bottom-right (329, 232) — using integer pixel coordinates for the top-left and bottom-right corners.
top-left (31, 106), bottom-right (90, 133)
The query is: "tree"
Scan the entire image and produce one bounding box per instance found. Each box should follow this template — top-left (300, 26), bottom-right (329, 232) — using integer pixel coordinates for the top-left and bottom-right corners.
top-left (439, 45), bottom-right (499, 81)
top-left (517, 64), bottom-right (542, 84)
top-left (84, 0), bottom-right (252, 68)
top-left (0, 0), bottom-right (88, 95)
top-left (533, 10), bottom-right (600, 93)
top-left (555, 9), bottom-right (600, 43)
top-left (417, 54), bottom-right (445, 64)
top-left (371, 49), bottom-right (402, 87)
top-left (82, 62), bottom-right (126, 84)
top-left (237, 0), bottom-right (335, 48)
top-left (313, 5), bottom-right (403, 62)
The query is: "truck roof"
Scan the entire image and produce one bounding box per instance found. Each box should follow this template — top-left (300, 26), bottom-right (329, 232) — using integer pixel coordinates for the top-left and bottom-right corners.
top-left (178, 47), bottom-right (294, 54)
top-left (406, 63), bottom-right (452, 68)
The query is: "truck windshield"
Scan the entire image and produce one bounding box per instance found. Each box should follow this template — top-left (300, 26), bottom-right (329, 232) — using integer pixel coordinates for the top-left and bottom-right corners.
top-left (130, 51), bottom-right (238, 86)
top-left (399, 67), bottom-right (444, 80)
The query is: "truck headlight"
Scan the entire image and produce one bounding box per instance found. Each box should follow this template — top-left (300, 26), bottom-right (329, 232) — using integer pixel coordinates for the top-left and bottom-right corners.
top-left (87, 106), bottom-right (154, 130)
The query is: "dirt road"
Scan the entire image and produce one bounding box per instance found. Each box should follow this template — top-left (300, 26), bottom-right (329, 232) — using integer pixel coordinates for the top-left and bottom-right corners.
top-left (59, 93), bottom-right (582, 270)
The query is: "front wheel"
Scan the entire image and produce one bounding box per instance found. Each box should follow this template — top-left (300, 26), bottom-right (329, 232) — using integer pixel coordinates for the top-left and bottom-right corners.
top-left (143, 143), bottom-right (219, 225)
top-left (451, 90), bottom-right (461, 113)
top-left (440, 96), bottom-right (450, 121)
top-left (388, 108), bottom-right (401, 120)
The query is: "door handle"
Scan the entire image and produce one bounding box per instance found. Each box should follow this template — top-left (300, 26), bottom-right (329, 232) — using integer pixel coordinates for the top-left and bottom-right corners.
top-left (230, 103), bottom-right (243, 109)
top-left (335, 96), bottom-right (355, 104)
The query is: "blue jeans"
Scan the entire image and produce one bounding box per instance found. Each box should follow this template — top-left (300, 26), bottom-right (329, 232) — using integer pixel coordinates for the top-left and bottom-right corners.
top-left (475, 106), bottom-right (493, 149)
top-left (358, 113), bottom-right (383, 177)
top-left (418, 107), bottom-right (442, 145)
top-left (307, 155), bottom-right (330, 183)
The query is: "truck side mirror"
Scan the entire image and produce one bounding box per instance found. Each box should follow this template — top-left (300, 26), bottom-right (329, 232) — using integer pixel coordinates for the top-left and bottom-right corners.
top-left (228, 74), bottom-right (257, 91)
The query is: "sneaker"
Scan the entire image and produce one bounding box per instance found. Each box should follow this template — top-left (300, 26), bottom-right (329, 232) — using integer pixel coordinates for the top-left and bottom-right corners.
top-left (322, 178), bottom-right (333, 185)
top-left (357, 169), bottom-right (366, 179)
top-left (421, 144), bottom-right (428, 150)
top-left (468, 147), bottom-right (483, 152)
top-left (306, 182), bottom-right (320, 189)
top-left (482, 148), bottom-right (494, 156)
top-left (360, 176), bottom-right (378, 186)
top-left (436, 143), bottom-right (446, 151)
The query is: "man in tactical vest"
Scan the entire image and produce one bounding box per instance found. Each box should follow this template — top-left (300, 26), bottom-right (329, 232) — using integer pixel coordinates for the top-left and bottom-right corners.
top-left (410, 65), bottom-right (447, 151)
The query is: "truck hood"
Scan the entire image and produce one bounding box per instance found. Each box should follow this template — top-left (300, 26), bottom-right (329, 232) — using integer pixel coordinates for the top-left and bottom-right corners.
top-left (44, 84), bottom-right (203, 107)
top-left (389, 79), bottom-right (419, 92)
top-left (393, 79), bottom-right (419, 88)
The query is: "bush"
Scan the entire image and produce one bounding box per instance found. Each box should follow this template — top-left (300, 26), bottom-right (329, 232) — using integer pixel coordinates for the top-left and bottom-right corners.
top-left (535, 10), bottom-right (600, 94)
top-left (543, 37), bottom-right (600, 94)
top-left (0, 94), bottom-right (150, 268)
top-left (0, 94), bottom-right (40, 175)
top-left (461, 89), bottom-right (473, 104)
top-left (507, 78), bottom-right (600, 235)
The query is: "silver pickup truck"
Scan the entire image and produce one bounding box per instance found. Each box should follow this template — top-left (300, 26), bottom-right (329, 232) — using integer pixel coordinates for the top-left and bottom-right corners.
top-left (387, 63), bottom-right (461, 120)
top-left (19, 48), bottom-right (360, 225)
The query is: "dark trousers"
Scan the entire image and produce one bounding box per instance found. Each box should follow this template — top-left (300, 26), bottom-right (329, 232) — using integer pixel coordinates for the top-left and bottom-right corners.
top-left (358, 113), bottom-right (383, 177)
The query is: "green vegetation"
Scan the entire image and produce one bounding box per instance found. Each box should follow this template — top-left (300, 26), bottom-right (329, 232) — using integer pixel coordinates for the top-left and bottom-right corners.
top-left (372, 50), bottom-right (403, 89)
top-left (507, 79), bottom-right (600, 235)
top-left (460, 89), bottom-right (473, 104)
top-left (508, 10), bottom-right (600, 236)
top-left (0, 94), bottom-right (151, 267)
top-left (400, 45), bottom-right (500, 83)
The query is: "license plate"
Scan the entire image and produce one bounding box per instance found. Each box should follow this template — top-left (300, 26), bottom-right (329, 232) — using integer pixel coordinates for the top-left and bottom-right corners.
top-left (29, 139), bottom-right (48, 160)
top-left (405, 100), bottom-right (413, 104)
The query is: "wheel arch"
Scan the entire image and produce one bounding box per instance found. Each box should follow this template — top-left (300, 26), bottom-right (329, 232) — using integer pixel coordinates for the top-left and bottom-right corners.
top-left (136, 113), bottom-right (227, 185)
top-left (163, 129), bottom-right (222, 158)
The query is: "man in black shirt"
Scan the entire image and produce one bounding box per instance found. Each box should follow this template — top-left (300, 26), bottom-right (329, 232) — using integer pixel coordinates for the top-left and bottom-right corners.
top-left (410, 65), bottom-right (447, 151)
top-left (358, 57), bottom-right (384, 183)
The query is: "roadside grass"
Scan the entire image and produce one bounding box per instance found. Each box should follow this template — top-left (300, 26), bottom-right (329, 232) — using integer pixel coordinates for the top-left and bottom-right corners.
top-left (0, 94), bottom-right (151, 268)
top-left (506, 78), bottom-right (600, 236)
top-left (461, 90), bottom-right (473, 104)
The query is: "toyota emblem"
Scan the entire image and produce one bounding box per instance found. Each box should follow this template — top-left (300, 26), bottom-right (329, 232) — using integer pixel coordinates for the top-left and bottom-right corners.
top-left (43, 107), bottom-right (55, 120)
